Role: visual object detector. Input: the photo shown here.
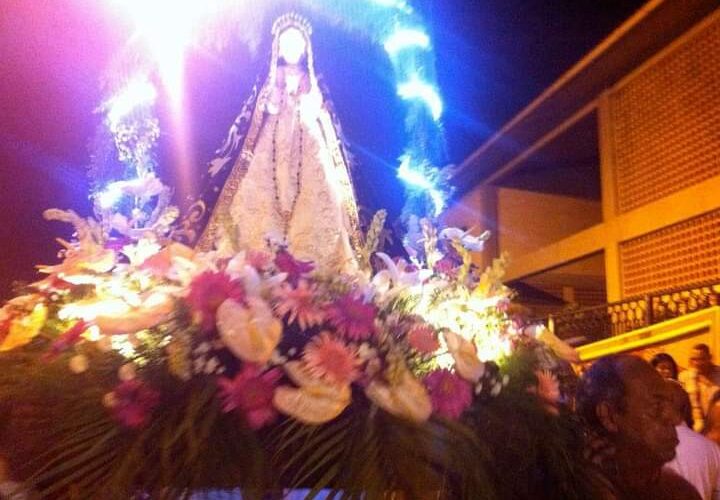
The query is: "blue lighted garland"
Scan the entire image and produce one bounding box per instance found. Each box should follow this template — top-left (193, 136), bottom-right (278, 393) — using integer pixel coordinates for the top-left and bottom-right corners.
top-left (96, 0), bottom-right (451, 219)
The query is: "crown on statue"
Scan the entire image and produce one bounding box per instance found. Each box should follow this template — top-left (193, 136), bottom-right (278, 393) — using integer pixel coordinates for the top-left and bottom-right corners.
top-left (272, 12), bottom-right (313, 37)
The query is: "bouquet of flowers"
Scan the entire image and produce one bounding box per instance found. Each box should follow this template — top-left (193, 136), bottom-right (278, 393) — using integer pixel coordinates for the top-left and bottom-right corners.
top-left (0, 205), bottom-right (590, 499)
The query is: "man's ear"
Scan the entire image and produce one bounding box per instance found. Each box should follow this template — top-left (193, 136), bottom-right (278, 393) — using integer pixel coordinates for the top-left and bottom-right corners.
top-left (596, 401), bottom-right (619, 433)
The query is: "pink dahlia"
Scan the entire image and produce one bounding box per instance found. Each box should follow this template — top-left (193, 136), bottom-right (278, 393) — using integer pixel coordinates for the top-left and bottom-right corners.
top-left (274, 280), bottom-right (325, 331)
top-left (186, 271), bottom-right (245, 332)
top-left (407, 324), bottom-right (440, 354)
top-left (217, 364), bottom-right (282, 429)
top-left (274, 249), bottom-right (315, 286)
top-left (424, 369), bottom-right (473, 420)
top-left (325, 293), bottom-right (377, 341)
top-left (109, 379), bottom-right (160, 429)
top-left (303, 331), bottom-right (360, 385)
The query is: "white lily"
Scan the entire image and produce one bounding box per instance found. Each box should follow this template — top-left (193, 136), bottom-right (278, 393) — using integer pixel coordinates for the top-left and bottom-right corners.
top-left (216, 297), bottom-right (282, 364)
top-left (92, 291), bottom-right (175, 336)
top-left (532, 324), bottom-right (580, 363)
top-left (439, 227), bottom-right (490, 253)
top-left (371, 252), bottom-right (429, 303)
top-left (365, 365), bottom-right (432, 423)
top-left (443, 330), bottom-right (485, 383)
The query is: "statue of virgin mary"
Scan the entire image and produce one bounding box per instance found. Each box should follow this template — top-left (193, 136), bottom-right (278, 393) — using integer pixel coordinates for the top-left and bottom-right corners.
top-left (192, 13), bottom-right (362, 274)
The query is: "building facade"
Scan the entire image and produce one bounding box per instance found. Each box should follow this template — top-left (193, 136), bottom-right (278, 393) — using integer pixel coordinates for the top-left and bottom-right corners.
top-left (444, 0), bottom-right (720, 360)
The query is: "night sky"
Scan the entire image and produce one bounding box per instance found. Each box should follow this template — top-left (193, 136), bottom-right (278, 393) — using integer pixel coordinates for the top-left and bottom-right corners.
top-left (0, 0), bottom-right (646, 299)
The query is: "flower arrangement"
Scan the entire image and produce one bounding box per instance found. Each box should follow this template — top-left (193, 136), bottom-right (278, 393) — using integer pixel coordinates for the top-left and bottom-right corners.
top-left (0, 206), bottom-right (592, 499)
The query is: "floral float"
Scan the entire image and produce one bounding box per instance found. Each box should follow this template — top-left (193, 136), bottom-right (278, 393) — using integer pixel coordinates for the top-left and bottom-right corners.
top-left (0, 204), bottom-right (595, 499)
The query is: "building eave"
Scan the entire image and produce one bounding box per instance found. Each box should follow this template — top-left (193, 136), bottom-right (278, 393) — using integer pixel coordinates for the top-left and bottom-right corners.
top-left (453, 0), bottom-right (719, 196)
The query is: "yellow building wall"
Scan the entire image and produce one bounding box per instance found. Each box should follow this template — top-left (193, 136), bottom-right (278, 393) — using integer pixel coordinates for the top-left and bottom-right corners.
top-left (496, 188), bottom-right (601, 259)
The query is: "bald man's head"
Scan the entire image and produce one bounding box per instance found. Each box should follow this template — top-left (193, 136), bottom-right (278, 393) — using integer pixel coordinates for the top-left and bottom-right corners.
top-left (577, 355), bottom-right (678, 466)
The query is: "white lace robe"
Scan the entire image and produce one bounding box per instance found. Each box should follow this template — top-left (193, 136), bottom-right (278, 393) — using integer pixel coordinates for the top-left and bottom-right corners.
top-left (227, 87), bottom-right (357, 274)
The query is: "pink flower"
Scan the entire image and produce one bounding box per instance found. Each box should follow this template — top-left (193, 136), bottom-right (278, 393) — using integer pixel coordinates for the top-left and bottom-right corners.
top-left (407, 324), bottom-right (440, 354)
top-left (274, 280), bottom-right (325, 331)
top-left (325, 293), bottom-right (377, 341)
top-left (186, 271), bottom-right (245, 332)
top-left (433, 255), bottom-right (457, 276)
top-left (246, 250), bottom-right (273, 271)
top-left (274, 249), bottom-right (314, 286)
top-left (424, 369), bottom-right (473, 419)
top-left (109, 379), bottom-right (160, 429)
top-left (217, 364), bottom-right (282, 429)
top-left (303, 332), bottom-right (360, 385)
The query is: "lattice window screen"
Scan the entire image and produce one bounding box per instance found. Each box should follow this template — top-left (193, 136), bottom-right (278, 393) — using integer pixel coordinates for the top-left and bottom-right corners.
top-left (609, 13), bottom-right (720, 214)
top-left (620, 209), bottom-right (720, 297)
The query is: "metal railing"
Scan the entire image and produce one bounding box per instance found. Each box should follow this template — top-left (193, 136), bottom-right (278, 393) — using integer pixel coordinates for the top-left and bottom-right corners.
top-left (532, 281), bottom-right (720, 344)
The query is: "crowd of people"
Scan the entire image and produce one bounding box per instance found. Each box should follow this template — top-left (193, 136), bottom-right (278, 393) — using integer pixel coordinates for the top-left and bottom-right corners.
top-left (579, 344), bottom-right (720, 500)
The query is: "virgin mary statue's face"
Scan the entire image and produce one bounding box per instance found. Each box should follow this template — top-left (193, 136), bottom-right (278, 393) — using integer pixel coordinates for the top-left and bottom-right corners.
top-left (278, 27), bottom-right (307, 65)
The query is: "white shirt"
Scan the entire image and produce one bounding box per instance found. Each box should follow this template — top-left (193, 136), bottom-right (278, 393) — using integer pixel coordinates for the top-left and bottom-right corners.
top-left (667, 423), bottom-right (720, 500)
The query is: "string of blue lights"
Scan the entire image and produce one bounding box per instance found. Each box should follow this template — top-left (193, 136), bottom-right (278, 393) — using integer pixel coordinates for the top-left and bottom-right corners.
top-left (96, 0), bottom-right (451, 220)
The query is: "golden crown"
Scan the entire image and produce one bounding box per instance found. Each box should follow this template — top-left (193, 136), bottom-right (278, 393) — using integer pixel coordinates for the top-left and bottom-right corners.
top-left (272, 12), bottom-right (313, 37)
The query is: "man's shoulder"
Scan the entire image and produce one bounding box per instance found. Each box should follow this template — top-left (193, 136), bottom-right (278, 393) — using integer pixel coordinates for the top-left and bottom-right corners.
top-left (657, 468), bottom-right (703, 500)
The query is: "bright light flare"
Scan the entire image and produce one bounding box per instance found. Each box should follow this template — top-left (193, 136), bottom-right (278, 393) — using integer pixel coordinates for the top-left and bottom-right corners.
top-left (384, 28), bottom-right (430, 56)
top-left (369, 0), bottom-right (413, 13)
top-left (59, 298), bottom-right (131, 322)
top-left (105, 78), bottom-right (157, 128)
top-left (397, 156), bottom-right (446, 215)
top-left (397, 77), bottom-right (443, 121)
top-left (112, 0), bottom-right (228, 91)
top-left (98, 186), bottom-right (123, 210)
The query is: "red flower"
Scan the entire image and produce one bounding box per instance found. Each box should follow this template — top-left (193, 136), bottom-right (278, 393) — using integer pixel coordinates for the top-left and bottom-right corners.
top-left (325, 293), bottom-right (377, 341)
top-left (407, 324), bottom-right (440, 354)
top-left (303, 332), bottom-right (360, 385)
top-left (109, 379), bottom-right (160, 429)
top-left (424, 369), bottom-right (473, 419)
top-left (217, 364), bottom-right (282, 429)
top-left (186, 271), bottom-right (245, 332)
top-left (274, 249), bottom-right (314, 286)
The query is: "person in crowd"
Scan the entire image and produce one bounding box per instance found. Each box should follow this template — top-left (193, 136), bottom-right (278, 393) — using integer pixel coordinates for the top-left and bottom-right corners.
top-left (652, 352), bottom-right (680, 380)
top-left (665, 381), bottom-right (720, 500)
top-left (679, 344), bottom-right (720, 431)
top-left (576, 354), bottom-right (701, 500)
top-left (704, 398), bottom-right (720, 447)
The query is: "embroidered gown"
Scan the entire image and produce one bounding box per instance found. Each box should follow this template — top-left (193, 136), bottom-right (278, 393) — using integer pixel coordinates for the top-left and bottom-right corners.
top-left (195, 55), bottom-right (361, 274)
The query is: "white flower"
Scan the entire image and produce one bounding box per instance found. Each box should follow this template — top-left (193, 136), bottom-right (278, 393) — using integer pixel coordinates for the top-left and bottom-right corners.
top-left (122, 238), bottom-right (162, 267)
top-left (443, 330), bottom-right (485, 383)
top-left (92, 291), bottom-right (175, 336)
top-left (273, 361), bottom-right (351, 425)
top-left (371, 253), bottom-right (428, 303)
top-left (365, 367), bottom-right (432, 423)
top-left (216, 297), bottom-right (282, 364)
top-left (439, 227), bottom-right (490, 252)
top-left (532, 325), bottom-right (580, 363)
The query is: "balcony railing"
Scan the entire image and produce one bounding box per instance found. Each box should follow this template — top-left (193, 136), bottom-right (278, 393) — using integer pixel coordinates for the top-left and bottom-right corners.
top-left (532, 281), bottom-right (720, 345)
